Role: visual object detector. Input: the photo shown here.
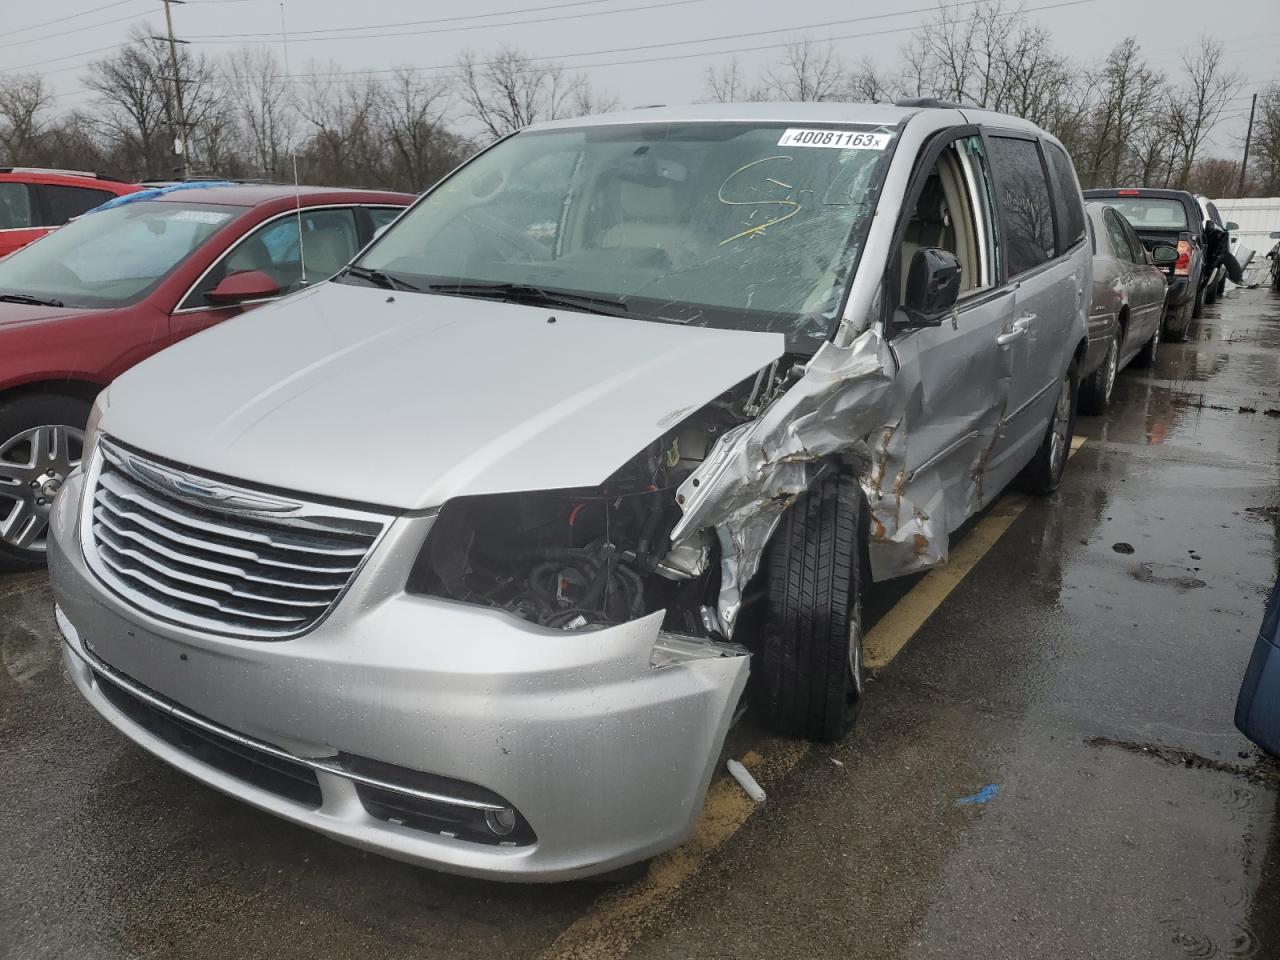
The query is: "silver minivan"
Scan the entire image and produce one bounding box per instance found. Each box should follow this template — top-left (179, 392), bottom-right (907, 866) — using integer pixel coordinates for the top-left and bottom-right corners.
top-left (49, 101), bottom-right (1090, 880)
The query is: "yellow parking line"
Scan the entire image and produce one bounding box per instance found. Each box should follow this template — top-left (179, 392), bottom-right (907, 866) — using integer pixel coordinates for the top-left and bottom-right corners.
top-left (538, 438), bottom-right (1086, 960)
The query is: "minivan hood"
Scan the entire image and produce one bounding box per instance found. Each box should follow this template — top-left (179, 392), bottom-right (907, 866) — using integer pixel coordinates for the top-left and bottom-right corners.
top-left (104, 282), bottom-right (786, 510)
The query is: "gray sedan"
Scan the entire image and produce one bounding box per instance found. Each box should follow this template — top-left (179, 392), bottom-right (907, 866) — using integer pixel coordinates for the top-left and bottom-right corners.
top-left (1079, 201), bottom-right (1170, 412)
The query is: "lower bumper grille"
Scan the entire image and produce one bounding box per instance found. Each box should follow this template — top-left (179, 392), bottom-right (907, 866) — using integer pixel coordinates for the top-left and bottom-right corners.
top-left (77, 644), bottom-right (535, 846)
top-left (94, 667), bottom-right (324, 806)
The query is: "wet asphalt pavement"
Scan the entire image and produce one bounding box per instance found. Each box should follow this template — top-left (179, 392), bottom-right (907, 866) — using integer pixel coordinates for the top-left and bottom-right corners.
top-left (3, 287), bottom-right (1280, 960)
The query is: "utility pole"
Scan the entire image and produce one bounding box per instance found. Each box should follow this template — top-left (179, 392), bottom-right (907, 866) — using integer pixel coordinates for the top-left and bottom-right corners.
top-left (1238, 93), bottom-right (1258, 197)
top-left (157, 0), bottom-right (190, 179)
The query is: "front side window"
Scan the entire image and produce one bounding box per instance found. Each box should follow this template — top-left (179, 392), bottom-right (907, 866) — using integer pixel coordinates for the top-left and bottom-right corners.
top-left (351, 121), bottom-right (898, 349)
top-left (895, 134), bottom-right (998, 301)
top-left (0, 200), bottom-right (235, 308)
top-left (38, 184), bottom-right (114, 225)
top-left (988, 136), bottom-right (1057, 277)
top-left (1043, 142), bottom-right (1085, 249)
top-left (1119, 217), bottom-right (1147, 264)
top-left (184, 208), bottom-right (360, 309)
top-left (1104, 210), bottom-right (1133, 263)
top-left (0, 182), bottom-right (34, 230)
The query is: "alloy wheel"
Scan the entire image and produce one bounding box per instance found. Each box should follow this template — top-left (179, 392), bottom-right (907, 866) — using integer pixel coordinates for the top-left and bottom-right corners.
top-left (0, 424), bottom-right (84, 553)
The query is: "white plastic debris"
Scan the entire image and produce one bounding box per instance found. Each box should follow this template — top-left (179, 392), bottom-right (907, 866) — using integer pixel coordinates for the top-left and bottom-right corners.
top-left (726, 759), bottom-right (766, 803)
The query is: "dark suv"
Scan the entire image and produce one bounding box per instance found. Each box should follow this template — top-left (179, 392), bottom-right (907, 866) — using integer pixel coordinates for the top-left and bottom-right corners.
top-left (1083, 188), bottom-right (1207, 341)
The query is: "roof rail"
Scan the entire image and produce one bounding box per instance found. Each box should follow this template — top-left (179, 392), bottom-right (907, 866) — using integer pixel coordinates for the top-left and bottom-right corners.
top-left (0, 166), bottom-right (127, 181)
top-left (893, 97), bottom-right (972, 110)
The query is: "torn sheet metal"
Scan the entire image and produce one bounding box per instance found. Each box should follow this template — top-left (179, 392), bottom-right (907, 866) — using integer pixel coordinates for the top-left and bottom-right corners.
top-left (666, 322), bottom-right (1009, 637)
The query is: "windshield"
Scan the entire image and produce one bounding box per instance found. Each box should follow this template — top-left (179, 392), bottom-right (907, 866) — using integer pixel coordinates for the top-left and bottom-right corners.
top-left (1105, 198), bottom-right (1189, 231)
top-left (0, 200), bottom-right (237, 308)
top-left (352, 121), bottom-right (896, 347)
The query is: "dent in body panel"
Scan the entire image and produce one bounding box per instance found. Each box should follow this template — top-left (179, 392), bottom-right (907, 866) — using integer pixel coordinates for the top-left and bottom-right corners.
top-left (667, 319), bottom-right (1009, 636)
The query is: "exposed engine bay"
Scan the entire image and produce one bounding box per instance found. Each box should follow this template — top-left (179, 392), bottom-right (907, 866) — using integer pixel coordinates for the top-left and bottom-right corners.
top-left (410, 364), bottom-right (792, 634)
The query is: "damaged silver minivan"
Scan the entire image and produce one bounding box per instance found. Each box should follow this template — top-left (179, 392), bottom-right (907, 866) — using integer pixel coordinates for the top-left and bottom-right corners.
top-left (48, 102), bottom-right (1090, 880)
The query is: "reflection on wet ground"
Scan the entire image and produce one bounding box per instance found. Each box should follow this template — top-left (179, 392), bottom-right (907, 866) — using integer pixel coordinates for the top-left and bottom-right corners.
top-left (1, 289), bottom-right (1279, 960)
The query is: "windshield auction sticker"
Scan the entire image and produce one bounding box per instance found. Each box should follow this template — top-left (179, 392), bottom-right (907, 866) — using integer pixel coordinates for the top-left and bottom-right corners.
top-left (777, 128), bottom-right (892, 150)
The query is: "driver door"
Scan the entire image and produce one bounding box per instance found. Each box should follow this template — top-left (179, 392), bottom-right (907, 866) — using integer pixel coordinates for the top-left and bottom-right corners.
top-left (889, 130), bottom-right (1017, 527)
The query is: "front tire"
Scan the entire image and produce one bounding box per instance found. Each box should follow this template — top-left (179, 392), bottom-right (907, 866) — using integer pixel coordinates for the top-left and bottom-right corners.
top-left (754, 474), bottom-right (868, 742)
top-left (0, 394), bottom-right (90, 572)
top-left (1019, 363), bottom-right (1077, 495)
top-left (1078, 334), bottom-right (1118, 415)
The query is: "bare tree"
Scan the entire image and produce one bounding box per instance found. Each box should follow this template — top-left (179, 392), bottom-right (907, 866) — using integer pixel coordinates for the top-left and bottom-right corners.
top-left (1169, 38), bottom-right (1240, 189)
top-left (1249, 85), bottom-right (1280, 195)
top-left (0, 74), bottom-right (54, 163)
top-left (85, 28), bottom-right (222, 178)
top-left (846, 57), bottom-right (900, 104)
top-left (297, 65), bottom-right (383, 186)
top-left (224, 47), bottom-right (295, 180)
top-left (758, 40), bottom-right (847, 102)
top-left (380, 68), bottom-right (466, 191)
top-left (456, 46), bottom-right (615, 141)
top-left (702, 58), bottom-right (756, 103)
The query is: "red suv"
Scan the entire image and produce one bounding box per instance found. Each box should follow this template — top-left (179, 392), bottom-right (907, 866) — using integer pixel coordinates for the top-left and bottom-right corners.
top-left (0, 167), bottom-right (143, 258)
top-left (0, 182), bottom-right (414, 568)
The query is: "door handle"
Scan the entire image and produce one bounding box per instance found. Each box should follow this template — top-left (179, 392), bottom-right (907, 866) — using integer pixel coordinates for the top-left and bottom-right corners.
top-left (996, 316), bottom-right (1030, 346)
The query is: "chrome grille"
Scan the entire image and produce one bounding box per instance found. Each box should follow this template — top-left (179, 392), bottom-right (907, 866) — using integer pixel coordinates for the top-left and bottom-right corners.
top-left (82, 439), bottom-right (389, 638)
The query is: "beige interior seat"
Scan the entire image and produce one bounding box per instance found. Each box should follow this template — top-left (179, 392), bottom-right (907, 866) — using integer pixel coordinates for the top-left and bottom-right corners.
top-left (597, 180), bottom-right (710, 270)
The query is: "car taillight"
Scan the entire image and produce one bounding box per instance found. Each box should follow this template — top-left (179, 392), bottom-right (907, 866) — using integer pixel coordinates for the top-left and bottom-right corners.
top-left (1117, 189), bottom-right (1141, 196)
top-left (1175, 239), bottom-right (1191, 276)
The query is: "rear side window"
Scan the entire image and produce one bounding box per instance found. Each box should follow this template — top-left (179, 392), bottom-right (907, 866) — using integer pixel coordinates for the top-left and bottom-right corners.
top-left (988, 136), bottom-right (1057, 277)
top-left (38, 184), bottom-right (114, 225)
top-left (0, 182), bottom-right (34, 229)
top-left (1044, 143), bottom-right (1085, 248)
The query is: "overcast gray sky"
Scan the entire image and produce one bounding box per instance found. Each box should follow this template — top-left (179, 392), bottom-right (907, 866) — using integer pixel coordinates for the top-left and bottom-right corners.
top-left (12, 0), bottom-right (1280, 157)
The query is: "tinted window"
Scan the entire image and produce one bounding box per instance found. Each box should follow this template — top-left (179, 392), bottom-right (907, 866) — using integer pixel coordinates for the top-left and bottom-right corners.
top-left (185, 208), bottom-right (360, 308)
top-left (1118, 216), bottom-right (1147, 264)
top-left (1044, 143), bottom-right (1085, 248)
top-left (1104, 210), bottom-right (1132, 263)
top-left (989, 136), bottom-right (1056, 276)
top-left (369, 207), bottom-right (402, 231)
top-left (1105, 198), bottom-right (1188, 231)
top-left (0, 182), bottom-right (34, 229)
top-left (39, 184), bottom-right (114, 225)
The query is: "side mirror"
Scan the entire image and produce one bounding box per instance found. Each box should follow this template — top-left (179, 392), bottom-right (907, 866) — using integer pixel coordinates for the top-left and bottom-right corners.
top-left (207, 270), bottom-right (281, 305)
top-left (1270, 231), bottom-right (1280, 239)
top-left (900, 247), bottom-right (962, 327)
top-left (1151, 244), bottom-right (1179, 266)
top-left (1225, 221), bottom-right (1239, 232)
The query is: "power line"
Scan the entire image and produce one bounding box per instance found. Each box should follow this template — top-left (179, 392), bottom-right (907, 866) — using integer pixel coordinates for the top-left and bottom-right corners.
top-left (270, 0), bottom-right (1094, 83)
top-left (187, 0), bottom-right (714, 45)
top-left (186, 0), bottom-right (670, 40)
top-left (0, 9), bottom-right (156, 52)
top-left (6, 0), bottom-right (142, 38)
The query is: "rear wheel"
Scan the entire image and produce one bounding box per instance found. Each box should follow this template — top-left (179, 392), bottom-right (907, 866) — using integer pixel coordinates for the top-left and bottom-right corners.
top-left (0, 394), bottom-right (90, 572)
top-left (1216, 274), bottom-right (1227, 298)
top-left (1192, 280), bottom-right (1206, 318)
top-left (1204, 276), bottom-right (1217, 304)
top-left (1079, 334), bottom-right (1118, 415)
top-left (754, 474), bottom-right (867, 742)
top-left (1132, 319), bottom-right (1159, 369)
top-left (1019, 363), bottom-right (1077, 496)
top-left (1164, 299), bottom-right (1193, 343)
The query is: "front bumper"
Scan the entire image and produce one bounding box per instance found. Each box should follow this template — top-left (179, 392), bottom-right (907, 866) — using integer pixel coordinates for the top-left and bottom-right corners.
top-left (49, 470), bottom-right (749, 881)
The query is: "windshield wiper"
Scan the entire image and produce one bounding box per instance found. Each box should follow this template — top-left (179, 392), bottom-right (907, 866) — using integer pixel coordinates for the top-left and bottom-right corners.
top-left (340, 265), bottom-right (422, 292)
top-left (429, 282), bottom-right (631, 318)
top-left (0, 293), bottom-right (64, 308)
